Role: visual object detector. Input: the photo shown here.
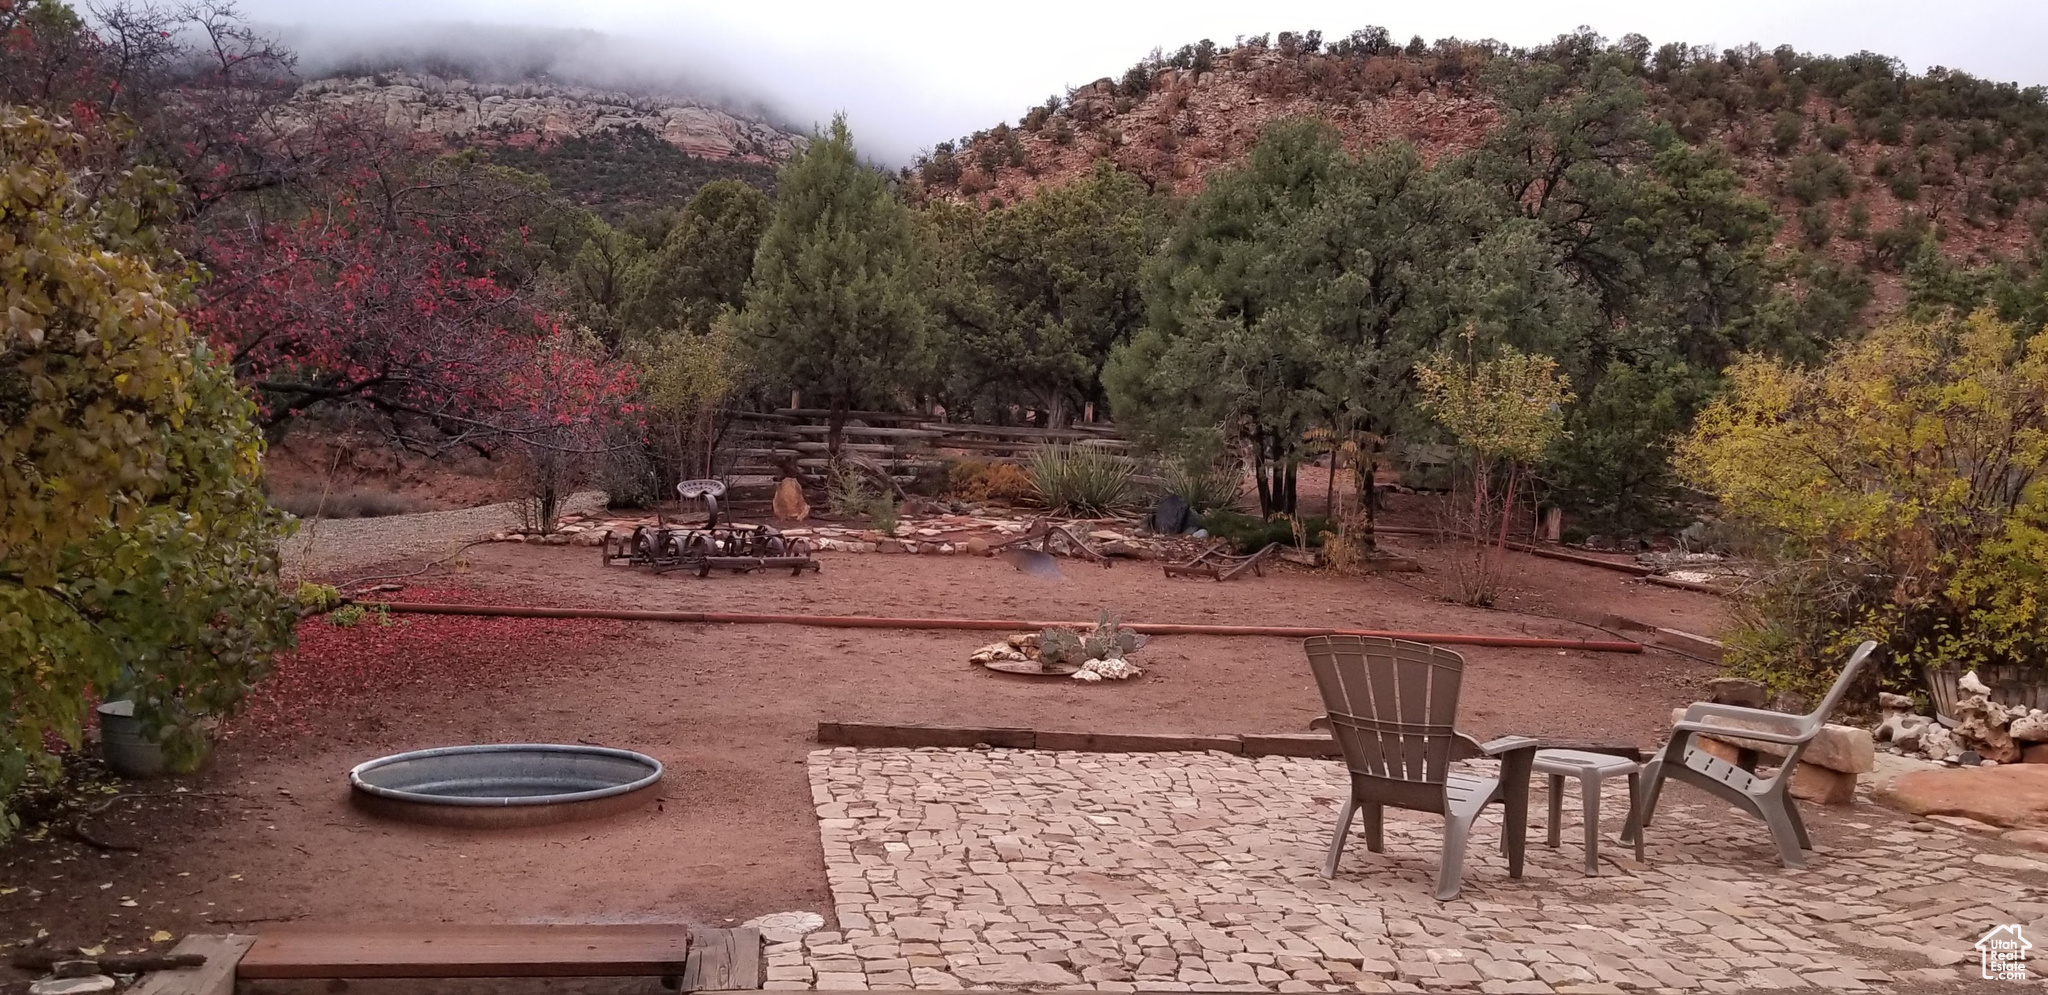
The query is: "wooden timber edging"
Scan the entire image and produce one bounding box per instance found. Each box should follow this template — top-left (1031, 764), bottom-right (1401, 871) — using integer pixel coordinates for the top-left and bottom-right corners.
top-left (235, 925), bottom-right (691, 980)
top-left (814, 722), bottom-right (1644, 762)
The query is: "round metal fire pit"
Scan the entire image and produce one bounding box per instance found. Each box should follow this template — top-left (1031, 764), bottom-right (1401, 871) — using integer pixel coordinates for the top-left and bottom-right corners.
top-left (349, 744), bottom-right (663, 828)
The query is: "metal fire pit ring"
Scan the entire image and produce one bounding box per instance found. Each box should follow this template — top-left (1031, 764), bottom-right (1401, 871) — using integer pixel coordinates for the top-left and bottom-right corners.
top-left (349, 744), bottom-right (664, 828)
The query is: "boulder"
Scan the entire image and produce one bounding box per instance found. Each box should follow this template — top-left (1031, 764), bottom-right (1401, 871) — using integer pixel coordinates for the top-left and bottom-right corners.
top-left (1707, 677), bottom-right (1768, 708)
top-left (1699, 736), bottom-right (1856, 804)
top-left (1953, 695), bottom-right (2022, 763)
top-left (1790, 764), bottom-right (1859, 806)
top-left (1878, 691), bottom-right (1917, 711)
top-left (1873, 763), bottom-right (2048, 828)
top-left (964, 537), bottom-right (990, 556)
top-left (1875, 712), bottom-right (1931, 751)
top-left (1670, 708), bottom-right (1874, 773)
top-left (772, 477), bottom-right (811, 522)
top-left (2011, 710), bottom-right (2048, 743)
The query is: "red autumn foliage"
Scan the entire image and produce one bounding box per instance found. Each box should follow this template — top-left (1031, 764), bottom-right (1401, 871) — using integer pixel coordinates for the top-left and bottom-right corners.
top-left (192, 180), bottom-right (637, 446)
top-left (232, 585), bottom-right (627, 744)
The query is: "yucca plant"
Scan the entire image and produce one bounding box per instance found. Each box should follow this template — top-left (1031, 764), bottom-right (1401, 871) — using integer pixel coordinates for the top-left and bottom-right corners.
top-left (1026, 443), bottom-right (1135, 516)
top-left (1160, 457), bottom-right (1243, 514)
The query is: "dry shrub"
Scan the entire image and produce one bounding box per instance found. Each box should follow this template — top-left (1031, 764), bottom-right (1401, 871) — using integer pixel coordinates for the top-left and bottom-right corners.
top-left (1319, 513), bottom-right (1375, 575)
top-left (270, 487), bottom-right (426, 520)
top-left (1362, 59), bottom-right (1404, 96)
top-left (947, 459), bottom-right (1036, 503)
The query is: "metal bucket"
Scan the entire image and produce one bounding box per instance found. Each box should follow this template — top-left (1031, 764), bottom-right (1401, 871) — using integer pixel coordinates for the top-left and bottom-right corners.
top-left (1924, 665), bottom-right (2048, 727)
top-left (97, 700), bottom-right (166, 778)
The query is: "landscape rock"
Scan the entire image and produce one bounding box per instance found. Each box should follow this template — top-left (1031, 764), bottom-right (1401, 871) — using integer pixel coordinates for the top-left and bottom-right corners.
top-left (1670, 708), bottom-right (1873, 773)
top-left (1959, 671), bottom-right (1992, 695)
top-left (2011, 710), bottom-right (2048, 743)
top-left (1921, 723), bottom-right (1962, 762)
top-left (1953, 694), bottom-right (2022, 763)
top-left (745, 911), bottom-right (825, 944)
top-left (29, 978), bottom-right (114, 995)
top-left (1789, 763), bottom-right (1859, 806)
top-left (1878, 691), bottom-right (1917, 710)
top-left (771, 478), bottom-right (810, 522)
top-left (1875, 711), bottom-right (1931, 752)
top-left (2003, 828), bottom-right (2048, 854)
top-left (1873, 762), bottom-right (2048, 828)
top-left (1706, 677), bottom-right (1768, 708)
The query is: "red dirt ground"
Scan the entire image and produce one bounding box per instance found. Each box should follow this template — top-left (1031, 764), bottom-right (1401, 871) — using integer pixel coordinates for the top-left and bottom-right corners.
top-left (0, 540), bottom-right (1724, 978)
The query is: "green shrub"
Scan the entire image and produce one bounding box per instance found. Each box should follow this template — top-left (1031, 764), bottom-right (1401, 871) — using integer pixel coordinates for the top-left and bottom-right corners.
top-left (1770, 112), bottom-right (1804, 154)
top-left (329, 604), bottom-right (367, 628)
top-left (1798, 204), bottom-right (1832, 247)
top-left (826, 460), bottom-right (878, 518)
top-left (1026, 444), bottom-right (1135, 516)
top-left (1785, 152), bottom-right (1853, 205)
top-left (1160, 458), bottom-right (1243, 514)
top-left (870, 492), bottom-right (899, 534)
top-left (1200, 510), bottom-right (1330, 553)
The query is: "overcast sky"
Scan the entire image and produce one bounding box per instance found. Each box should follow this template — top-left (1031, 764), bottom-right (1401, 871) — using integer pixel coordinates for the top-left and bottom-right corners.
top-left (237, 0), bottom-right (2048, 166)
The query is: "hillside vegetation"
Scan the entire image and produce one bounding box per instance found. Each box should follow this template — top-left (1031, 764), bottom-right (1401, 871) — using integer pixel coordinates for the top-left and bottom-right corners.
top-left (913, 29), bottom-right (2048, 310)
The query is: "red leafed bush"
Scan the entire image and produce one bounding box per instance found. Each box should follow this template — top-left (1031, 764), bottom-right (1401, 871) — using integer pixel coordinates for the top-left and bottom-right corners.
top-left (192, 181), bottom-right (636, 444)
top-left (232, 586), bottom-right (626, 742)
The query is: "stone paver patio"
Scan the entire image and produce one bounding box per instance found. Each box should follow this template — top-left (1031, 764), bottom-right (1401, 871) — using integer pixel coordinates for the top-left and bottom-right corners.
top-left (789, 747), bottom-right (2048, 992)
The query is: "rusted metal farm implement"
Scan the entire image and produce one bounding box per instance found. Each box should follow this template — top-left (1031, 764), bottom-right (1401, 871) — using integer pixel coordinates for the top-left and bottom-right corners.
top-left (601, 479), bottom-right (818, 577)
top-left (1162, 541), bottom-right (1281, 581)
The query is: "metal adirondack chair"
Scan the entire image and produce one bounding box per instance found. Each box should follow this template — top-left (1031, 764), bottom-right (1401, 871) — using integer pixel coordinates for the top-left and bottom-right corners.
top-left (1623, 640), bottom-right (1879, 867)
top-left (1304, 635), bottom-right (1539, 901)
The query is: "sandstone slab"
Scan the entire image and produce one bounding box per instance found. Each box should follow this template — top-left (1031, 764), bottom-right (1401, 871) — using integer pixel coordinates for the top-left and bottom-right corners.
top-left (1670, 707), bottom-right (1873, 773)
top-left (952, 962), bottom-right (1080, 986)
top-left (1873, 763), bottom-right (2048, 828)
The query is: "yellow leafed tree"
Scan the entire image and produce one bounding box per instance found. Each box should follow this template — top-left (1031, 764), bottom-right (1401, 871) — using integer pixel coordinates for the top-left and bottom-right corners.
top-left (1681, 311), bottom-right (2048, 695)
top-left (0, 109), bottom-right (295, 830)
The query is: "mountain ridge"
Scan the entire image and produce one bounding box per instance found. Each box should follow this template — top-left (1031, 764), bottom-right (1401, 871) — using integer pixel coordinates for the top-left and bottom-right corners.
top-left (284, 70), bottom-right (805, 162)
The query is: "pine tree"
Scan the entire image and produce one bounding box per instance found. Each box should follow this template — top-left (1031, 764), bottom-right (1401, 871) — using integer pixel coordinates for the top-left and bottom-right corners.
top-left (627, 179), bottom-right (772, 336)
top-left (741, 116), bottom-right (930, 453)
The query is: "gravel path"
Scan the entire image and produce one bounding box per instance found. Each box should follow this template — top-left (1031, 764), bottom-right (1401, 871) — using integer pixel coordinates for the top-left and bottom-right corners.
top-left (282, 490), bottom-right (606, 580)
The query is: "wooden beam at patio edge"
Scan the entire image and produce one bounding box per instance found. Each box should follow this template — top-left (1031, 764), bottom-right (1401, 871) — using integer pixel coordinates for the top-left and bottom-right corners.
top-left (814, 722), bottom-right (1643, 761)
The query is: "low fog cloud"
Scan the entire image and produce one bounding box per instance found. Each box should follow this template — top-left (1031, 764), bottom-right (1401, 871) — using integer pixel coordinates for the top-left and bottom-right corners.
top-left (235, 0), bottom-right (2048, 169)
top-left (245, 4), bottom-right (1025, 167)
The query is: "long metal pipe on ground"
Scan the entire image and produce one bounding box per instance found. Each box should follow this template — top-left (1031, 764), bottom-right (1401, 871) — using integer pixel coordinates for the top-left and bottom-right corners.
top-left (365, 601), bottom-right (1644, 653)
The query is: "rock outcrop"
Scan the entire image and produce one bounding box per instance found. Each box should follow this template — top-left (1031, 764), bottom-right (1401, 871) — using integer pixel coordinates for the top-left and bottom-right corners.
top-left (285, 72), bottom-right (802, 161)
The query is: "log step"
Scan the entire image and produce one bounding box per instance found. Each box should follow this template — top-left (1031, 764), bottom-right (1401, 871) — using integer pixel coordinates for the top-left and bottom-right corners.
top-left (236, 924), bottom-right (690, 979)
top-left (680, 927), bottom-right (762, 991)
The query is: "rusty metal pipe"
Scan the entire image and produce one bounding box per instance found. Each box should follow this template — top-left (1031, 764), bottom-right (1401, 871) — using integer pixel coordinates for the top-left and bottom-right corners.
top-left (364, 601), bottom-right (1643, 653)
